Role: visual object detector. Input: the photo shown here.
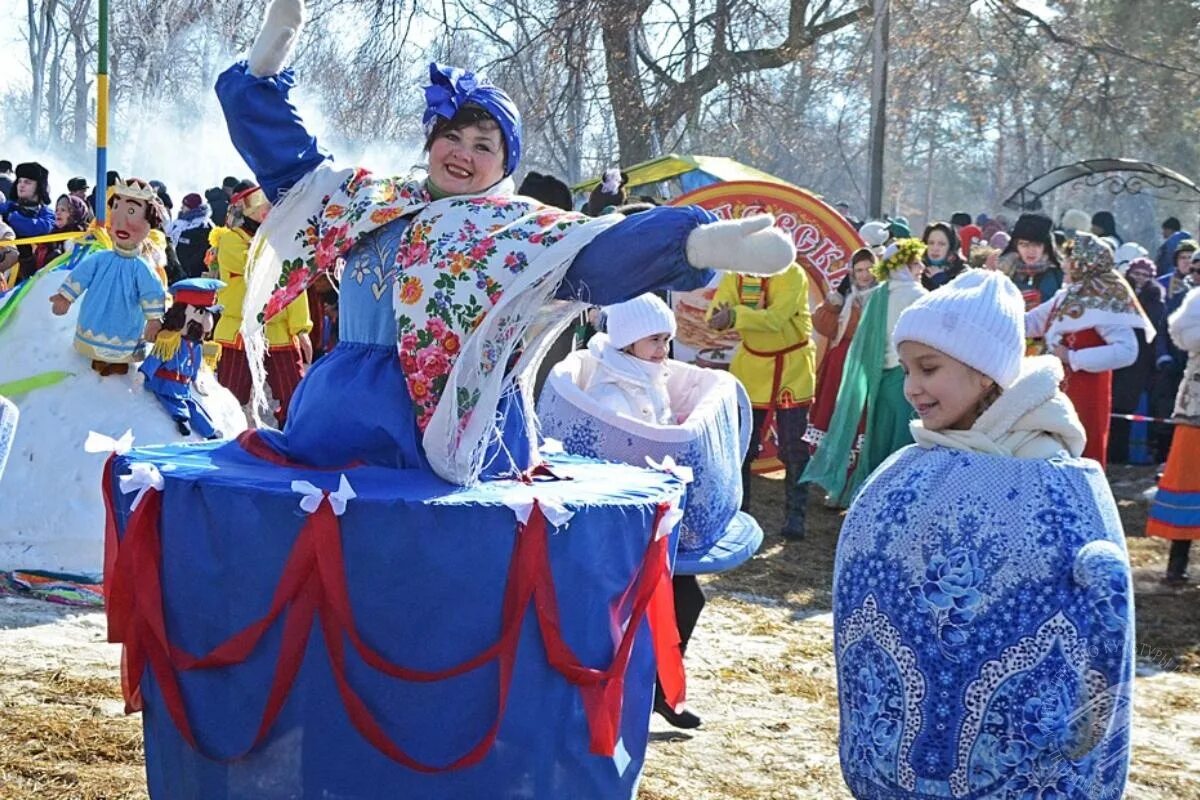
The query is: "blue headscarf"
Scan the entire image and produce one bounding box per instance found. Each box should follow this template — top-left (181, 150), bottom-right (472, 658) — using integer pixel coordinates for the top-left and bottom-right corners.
top-left (423, 63), bottom-right (522, 176)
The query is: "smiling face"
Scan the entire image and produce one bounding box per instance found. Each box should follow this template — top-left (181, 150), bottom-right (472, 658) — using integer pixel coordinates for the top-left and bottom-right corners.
top-left (925, 229), bottom-right (951, 262)
top-left (626, 333), bottom-right (671, 364)
top-left (1127, 264), bottom-right (1152, 289)
top-left (108, 196), bottom-right (151, 247)
top-left (427, 120), bottom-right (506, 196)
top-left (899, 340), bottom-right (996, 432)
top-left (1177, 249), bottom-right (1195, 274)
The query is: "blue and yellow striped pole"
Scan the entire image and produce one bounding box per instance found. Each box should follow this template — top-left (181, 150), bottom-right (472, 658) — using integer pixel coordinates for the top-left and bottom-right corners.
top-left (95, 0), bottom-right (109, 224)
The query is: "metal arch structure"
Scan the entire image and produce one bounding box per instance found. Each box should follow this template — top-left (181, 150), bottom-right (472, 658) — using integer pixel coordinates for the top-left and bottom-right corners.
top-left (1001, 158), bottom-right (1200, 211)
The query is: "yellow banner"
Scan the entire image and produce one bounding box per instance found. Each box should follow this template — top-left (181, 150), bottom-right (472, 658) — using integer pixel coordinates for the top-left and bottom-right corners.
top-left (7, 231), bottom-right (88, 248)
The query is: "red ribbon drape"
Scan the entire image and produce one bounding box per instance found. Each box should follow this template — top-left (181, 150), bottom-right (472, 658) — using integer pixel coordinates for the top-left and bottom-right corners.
top-left (101, 460), bottom-right (686, 769)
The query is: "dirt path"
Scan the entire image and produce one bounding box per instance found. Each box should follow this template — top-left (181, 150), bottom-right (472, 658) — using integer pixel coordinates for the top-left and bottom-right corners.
top-left (1, 466), bottom-right (1196, 799)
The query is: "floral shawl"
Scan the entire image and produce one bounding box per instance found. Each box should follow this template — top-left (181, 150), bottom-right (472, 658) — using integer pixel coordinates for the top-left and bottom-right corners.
top-left (240, 165), bottom-right (620, 485)
top-left (1047, 232), bottom-right (1153, 340)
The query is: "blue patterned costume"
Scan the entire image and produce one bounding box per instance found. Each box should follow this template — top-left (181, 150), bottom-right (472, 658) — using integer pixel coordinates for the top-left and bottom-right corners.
top-left (834, 446), bottom-right (1133, 799)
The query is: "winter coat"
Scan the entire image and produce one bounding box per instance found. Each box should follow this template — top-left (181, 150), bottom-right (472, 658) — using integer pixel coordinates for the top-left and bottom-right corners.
top-left (1025, 295), bottom-right (1138, 374)
top-left (1169, 287), bottom-right (1200, 423)
top-left (707, 264), bottom-right (816, 408)
top-left (911, 355), bottom-right (1086, 459)
top-left (583, 334), bottom-right (673, 425)
top-left (169, 208), bottom-right (214, 279)
top-left (212, 226), bottom-right (312, 349)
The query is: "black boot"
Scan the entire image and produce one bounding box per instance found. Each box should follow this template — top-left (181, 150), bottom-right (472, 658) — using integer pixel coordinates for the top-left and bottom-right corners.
top-left (175, 418), bottom-right (191, 436)
top-left (1165, 540), bottom-right (1192, 585)
top-left (654, 691), bottom-right (702, 729)
top-left (781, 465), bottom-right (807, 540)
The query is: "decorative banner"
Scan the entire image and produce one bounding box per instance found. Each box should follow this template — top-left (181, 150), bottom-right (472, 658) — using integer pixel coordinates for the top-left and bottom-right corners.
top-left (668, 181), bottom-right (864, 473)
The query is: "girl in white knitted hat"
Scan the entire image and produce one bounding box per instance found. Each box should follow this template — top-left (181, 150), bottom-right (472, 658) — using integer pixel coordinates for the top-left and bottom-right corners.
top-left (585, 293), bottom-right (677, 425)
top-left (832, 270), bottom-right (1133, 800)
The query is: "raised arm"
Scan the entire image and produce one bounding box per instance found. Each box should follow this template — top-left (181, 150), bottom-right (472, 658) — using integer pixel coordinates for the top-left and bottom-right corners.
top-left (557, 207), bottom-right (795, 305)
top-left (215, 0), bottom-right (327, 203)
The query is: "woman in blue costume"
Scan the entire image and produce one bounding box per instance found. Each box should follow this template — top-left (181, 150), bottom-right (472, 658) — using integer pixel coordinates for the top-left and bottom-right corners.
top-left (217, 0), bottom-right (795, 483)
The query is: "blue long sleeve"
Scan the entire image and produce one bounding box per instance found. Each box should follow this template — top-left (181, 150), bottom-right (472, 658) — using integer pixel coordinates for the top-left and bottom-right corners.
top-left (215, 62), bottom-right (330, 203)
top-left (3, 203), bottom-right (56, 238)
top-left (556, 205), bottom-right (717, 305)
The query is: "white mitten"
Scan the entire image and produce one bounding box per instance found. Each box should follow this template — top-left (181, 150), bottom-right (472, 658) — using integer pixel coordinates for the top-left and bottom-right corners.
top-left (247, 0), bottom-right (306, 78)
top-left (685, 214), bottom-right (795, 275)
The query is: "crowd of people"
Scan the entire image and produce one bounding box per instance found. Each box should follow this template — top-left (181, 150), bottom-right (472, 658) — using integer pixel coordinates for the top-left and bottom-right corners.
top-left (2, 147), bottom-right (1197, 606)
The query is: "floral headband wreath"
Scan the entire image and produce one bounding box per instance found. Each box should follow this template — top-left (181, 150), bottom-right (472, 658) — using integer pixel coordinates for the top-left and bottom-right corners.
top-left (874, 237), bottom-right (926, 281)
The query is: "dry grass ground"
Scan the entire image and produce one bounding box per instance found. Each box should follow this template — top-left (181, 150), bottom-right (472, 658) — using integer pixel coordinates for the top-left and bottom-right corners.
top-left (0, 465), bottom-right (1196, 799)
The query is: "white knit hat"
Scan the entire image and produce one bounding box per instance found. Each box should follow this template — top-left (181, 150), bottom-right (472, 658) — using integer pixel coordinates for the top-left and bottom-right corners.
top-left (603, 293), bottom-right (677, 350)
top-left (860, 220), bottom-right (890, 248)
top-left (892, 270), bottom-right (1025, 388)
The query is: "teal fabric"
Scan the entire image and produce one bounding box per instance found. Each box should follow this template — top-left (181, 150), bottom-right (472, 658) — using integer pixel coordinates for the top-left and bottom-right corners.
top-left (802, 284), bottom-right (890, 505)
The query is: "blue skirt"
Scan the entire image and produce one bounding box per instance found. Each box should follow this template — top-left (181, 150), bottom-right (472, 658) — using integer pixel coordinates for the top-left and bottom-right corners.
top-left (262, 340), bottom-right (534, 479)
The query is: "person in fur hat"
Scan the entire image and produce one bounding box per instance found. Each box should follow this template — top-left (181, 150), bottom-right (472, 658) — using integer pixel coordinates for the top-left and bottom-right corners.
top-left (1025, 232), bottom-right (1150, 467)
top-left (834, 270), bottom-right (1132, 799)
top-left (517, 171), bottom-right (573, 212)
top-left (48, 178), bottom-right (168, 375)
top-left (1147, 284), bottom-right (1200, 584)
top-left (0, 161), bottom-right (56, 283)
top-left (139, 278), bottom-right (227, 438)
top-left (997, 212), bottom-right (1063, 310)
top-left (804, 238), bottom-right (927, 507)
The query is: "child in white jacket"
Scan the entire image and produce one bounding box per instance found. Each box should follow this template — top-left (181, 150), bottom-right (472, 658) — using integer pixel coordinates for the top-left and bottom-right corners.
top-left (586, 293), bottom-right (676, 424)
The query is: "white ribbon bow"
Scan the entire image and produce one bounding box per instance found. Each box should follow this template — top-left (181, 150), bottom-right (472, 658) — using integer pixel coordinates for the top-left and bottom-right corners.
top-left (85, 429), bottom-right (135, 455)
top-left (119, 462), bottom-right (164, 511)
top-left (645, 455), bottom-right (694, 485)
top-left (504, 497), bottom-right (575, 529)
top-left (290, 474), bottom-right (356, 516)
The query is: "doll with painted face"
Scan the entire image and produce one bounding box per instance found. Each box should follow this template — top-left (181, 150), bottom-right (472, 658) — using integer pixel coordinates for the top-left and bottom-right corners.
top-left (139, 278), bottom-right (226, 438)
top-left (49, 179), bottom-right (168, 376)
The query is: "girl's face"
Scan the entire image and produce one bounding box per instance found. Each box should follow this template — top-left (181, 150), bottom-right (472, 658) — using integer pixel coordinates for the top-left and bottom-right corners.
top-left (627, 333), bottom-right (671, 364)
top-left (925, 230), bottom-right (951, 262)
top-left (1016, 239), bottom-right (1045, 266)
top-left (852, 258), bottom-right (876, 289)
top-left (428, 122), bottom-right (505, 196)
top-left (55, 198), bottom-right (72, 228)
top-left (1176, 249), bottom-right (1194, 273)
top-left (899, 341), bottom-right (996, 431)
top-left (907, 259), bottom-right (926, 279)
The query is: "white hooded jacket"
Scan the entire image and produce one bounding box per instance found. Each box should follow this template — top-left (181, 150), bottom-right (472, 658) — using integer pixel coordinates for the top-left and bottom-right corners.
top-left (911, 355), bottom-right (1086, 459)
top-left (584, 334), bottom-right (674, 425)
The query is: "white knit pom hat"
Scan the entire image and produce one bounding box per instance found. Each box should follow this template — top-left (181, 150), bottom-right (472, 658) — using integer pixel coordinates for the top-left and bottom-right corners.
top-left (603, 293), bottom-right (677, 350)
top-left (892, 270), bottom-right (1025, 388)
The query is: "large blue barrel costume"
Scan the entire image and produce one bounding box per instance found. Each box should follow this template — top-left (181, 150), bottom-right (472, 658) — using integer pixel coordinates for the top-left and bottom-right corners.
top-left (833, 446), bottom-right (1133, 799)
